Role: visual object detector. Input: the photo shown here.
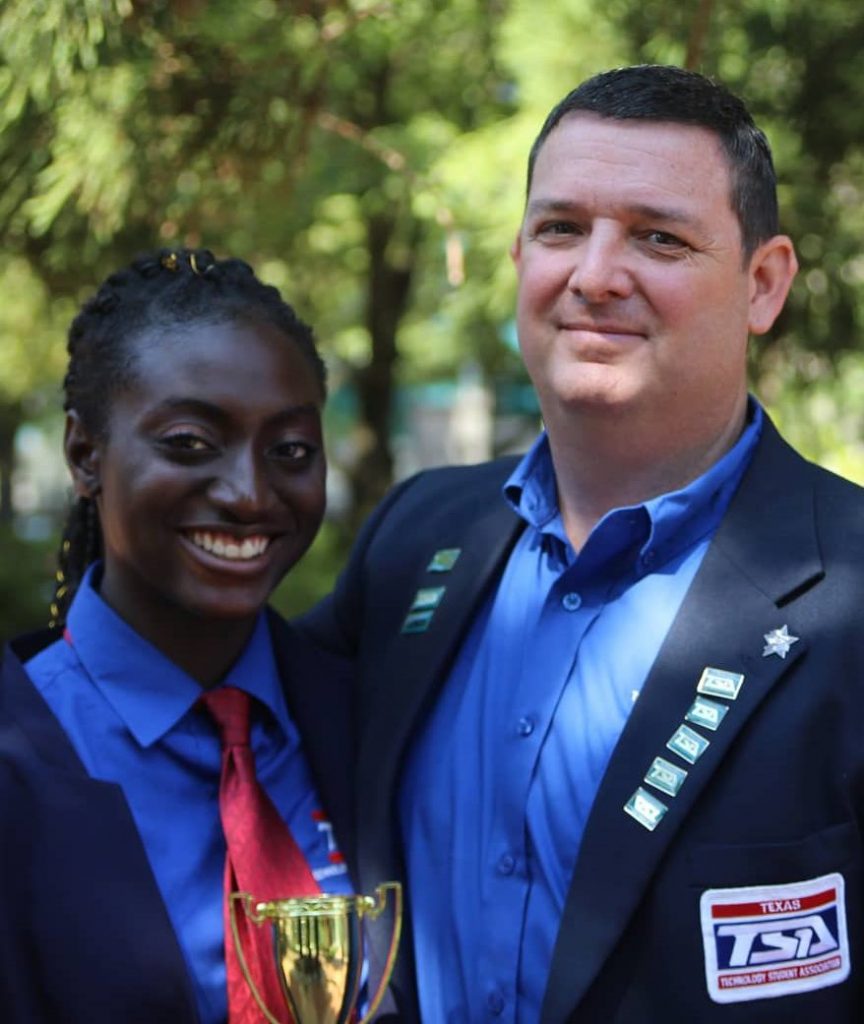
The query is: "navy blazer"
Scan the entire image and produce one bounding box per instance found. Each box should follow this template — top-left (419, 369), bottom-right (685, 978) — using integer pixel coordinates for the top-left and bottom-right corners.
top-left (302, 419), bottom-right (864, 1022)
top-left (0, 611), bottom-right (356, 1024)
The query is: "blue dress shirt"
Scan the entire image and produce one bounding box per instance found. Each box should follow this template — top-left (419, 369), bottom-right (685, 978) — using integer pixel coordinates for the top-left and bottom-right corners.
top-left (400, 404), bottom-right (763, 1023)
top-left (25, 564), bottom-right (352, 1024)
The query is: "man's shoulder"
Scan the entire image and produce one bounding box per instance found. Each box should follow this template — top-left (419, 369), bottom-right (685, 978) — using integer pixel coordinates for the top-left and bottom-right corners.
top-left (387, 454), bottom-right (522, 512)
top-left (266, 609), bottom-right (354, 681)
top-left (728, 420), bottom-right (864, 572)
top-left (355, 456), bottom-right (522, 548)
top-left (344, 455), bottom-right (524, 583)
top-left (750, 416), bottom-right (864, 500)
top-left (761, 423), bottom-right (864, 509)
top-left (405, 453), bottom-right (522, 489)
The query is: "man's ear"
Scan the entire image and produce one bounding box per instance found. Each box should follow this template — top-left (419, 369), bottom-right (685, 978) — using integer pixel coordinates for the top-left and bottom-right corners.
top-left (747, 234), bottom-right (798, 336)
top-left (64, 411), bottom-right (102, 499)
top-left (510, 231), bottom-right (523, 271)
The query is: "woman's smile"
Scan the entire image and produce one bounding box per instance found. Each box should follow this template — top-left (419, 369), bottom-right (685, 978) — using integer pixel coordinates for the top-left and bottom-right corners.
top-left (183, 529), bottom-right (272, 562)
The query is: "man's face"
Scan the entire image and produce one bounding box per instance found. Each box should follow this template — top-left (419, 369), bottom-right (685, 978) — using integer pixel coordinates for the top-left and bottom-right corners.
top-left (512, 114), bottom-right (793, 446)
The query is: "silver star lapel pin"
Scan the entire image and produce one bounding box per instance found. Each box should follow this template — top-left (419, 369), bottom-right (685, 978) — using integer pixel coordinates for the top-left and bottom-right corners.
top-left (762, 624), bottom-right (799, 659)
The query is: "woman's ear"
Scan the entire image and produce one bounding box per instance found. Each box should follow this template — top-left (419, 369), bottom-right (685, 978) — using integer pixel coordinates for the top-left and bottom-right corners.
top-left (64, 411), bottom-right (102, 499)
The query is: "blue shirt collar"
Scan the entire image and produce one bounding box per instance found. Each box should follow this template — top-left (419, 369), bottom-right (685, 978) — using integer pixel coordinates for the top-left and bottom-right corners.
top-left (65, 564), bottom-right (290, 748)
top-left (504, 399), bottom-right (764, 567)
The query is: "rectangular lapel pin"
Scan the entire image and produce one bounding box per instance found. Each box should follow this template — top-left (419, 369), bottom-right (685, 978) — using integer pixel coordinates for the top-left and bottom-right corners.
top-left (685, 695), bottom-right (729, 732)
top-left (696, 667), bottom-right (745, 701)
top-left (667, 723), bottom-right (710, 765)
top-left (400, 586), bottom-right (447, 635)
top-left (624, 786), bottom-right (668, 831)
top-left (427, 548), bottom-right (461, 572)
top-left (644, 756), bottom-right (688, 798)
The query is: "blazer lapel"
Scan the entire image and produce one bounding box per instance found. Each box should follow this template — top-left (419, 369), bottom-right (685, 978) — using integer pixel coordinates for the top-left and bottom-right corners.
top-left (1, 643), bottom-right (199, 1018)
top-left (270, 614), bottom-right (358, 870)
top-left (542, 424), bottom-right (824, 1021)
top-left (355, 492), bottom-right (523, 1008)
top-left (356, 494), bottom-right (523, 837)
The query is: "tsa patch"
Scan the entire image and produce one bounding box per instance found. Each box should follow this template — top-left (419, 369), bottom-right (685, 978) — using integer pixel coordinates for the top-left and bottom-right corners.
top-left (700, 873), bottom-right (849, 1004)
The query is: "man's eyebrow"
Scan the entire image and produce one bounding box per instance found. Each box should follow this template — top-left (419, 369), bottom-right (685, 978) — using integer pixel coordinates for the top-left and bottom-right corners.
top-left (524, 199), bottom-right (580, 218)
top-left (628, 202), bottom-right (702, 227)
top-left (525, 198), bottom-right (702, 227)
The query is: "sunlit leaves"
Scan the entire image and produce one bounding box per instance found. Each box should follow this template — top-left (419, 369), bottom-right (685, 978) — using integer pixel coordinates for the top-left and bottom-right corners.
top-left (22, 67), bottom-right (138, 240)
top-left (0, 257), bottom-right (70, 406)
top-left (0, 0), bottom-right (132, 118)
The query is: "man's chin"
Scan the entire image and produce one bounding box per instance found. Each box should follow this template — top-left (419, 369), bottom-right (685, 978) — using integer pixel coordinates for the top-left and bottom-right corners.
top-left (544, 384), bottom-right (643, 419)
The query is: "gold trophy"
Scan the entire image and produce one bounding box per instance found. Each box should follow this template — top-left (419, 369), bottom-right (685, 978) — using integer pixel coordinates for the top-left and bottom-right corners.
top-left (229, 882), bottom-right (402, 1024)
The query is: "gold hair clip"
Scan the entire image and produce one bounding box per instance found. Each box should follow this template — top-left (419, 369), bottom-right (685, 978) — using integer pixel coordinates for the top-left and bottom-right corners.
top-left (161, 252), bottom-right (179, 271)
top-left (189, 252), bottom-right (201, 275)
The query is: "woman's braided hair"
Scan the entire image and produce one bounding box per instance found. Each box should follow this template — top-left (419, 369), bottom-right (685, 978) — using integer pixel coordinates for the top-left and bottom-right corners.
top-left (49, 247), bottom-right (325, 627)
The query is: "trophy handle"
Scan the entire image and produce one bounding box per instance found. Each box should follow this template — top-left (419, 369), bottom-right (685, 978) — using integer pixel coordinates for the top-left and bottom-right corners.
top-left (229, 892), bottom-right (286, 1024)
top-left (356, 882), bottom-right (403, 1024)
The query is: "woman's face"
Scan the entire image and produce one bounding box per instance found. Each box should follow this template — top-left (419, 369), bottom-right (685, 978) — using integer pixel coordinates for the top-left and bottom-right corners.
top-left (66, 318), bottom-right (326, 636)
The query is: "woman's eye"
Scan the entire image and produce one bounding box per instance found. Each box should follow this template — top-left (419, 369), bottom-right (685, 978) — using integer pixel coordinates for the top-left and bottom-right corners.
top-left (272, 441), bottom-right (314, 462)
top-left (159, 432), bottom-right (213, 452)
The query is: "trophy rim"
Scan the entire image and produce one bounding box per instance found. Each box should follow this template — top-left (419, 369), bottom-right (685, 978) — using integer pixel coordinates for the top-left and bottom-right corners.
top-left (242, 892), bottom-right (376, 919)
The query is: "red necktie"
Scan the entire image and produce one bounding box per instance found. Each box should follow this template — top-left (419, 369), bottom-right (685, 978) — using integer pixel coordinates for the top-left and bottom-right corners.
top-left (201, 687), bottom-right (320, 1024)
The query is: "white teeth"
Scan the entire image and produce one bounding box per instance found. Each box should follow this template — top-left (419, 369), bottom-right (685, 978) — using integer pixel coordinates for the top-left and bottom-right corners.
top-left (188, 531), bottom-right (269, 561)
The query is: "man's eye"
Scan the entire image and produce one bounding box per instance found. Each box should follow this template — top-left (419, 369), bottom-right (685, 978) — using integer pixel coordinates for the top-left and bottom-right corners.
top-left (539, 221), bottom-right (578, 236)
top-left (645, 230), bottom-right (685, 248)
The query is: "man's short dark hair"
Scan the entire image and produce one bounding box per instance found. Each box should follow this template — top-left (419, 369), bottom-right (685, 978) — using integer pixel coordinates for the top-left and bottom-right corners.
top-left (526, 65), bottom-right (779, 257)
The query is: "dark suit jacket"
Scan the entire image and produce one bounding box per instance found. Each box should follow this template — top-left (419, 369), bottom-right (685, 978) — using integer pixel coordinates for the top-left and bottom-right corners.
top-left (0, 611), bottom-right (356, 1024)
top-left (301, 419), bottom-right (864, 1022)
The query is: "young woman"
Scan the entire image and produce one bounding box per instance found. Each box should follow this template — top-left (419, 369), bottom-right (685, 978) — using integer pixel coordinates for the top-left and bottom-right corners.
top-left (0, 249), bottom-right (355, 1023)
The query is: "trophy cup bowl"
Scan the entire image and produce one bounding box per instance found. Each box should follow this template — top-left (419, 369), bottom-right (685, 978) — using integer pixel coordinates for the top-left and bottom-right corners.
top-left (230, 881), bottom-right (402, 1024)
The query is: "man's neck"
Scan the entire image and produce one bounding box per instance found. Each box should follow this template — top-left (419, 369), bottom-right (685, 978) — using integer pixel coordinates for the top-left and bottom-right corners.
top-left (545, 398), bottom-right (749, 551)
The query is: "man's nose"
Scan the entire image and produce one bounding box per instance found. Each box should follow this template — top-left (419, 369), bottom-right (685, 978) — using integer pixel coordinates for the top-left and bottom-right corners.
top-left (566, 226), bottom-right (634, 303)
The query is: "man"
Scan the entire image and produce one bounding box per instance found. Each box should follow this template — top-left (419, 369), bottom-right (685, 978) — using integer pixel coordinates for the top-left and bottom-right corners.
top-left (303, 66), bottom-right (864, 1021)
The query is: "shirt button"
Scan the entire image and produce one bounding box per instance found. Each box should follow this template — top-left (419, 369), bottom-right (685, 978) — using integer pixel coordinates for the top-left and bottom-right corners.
top-left (561, 591), bottom-right (582, 611)
top-left (487, 990), bottom-right (505, 1016)
top-left (517, 716), bottom-right (535, 737)
top-left (497, 853), bottom-right (516, 875)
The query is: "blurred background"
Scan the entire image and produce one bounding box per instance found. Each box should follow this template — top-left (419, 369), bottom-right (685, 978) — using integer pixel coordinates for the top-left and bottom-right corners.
top-left (2, 0), bottom-right (864, 636)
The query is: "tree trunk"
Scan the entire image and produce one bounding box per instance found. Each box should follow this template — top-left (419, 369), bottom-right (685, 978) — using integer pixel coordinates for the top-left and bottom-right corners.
top-left (348, 210), bottom-right (418, 526)
top-left (685, 0), bottom-right (717, 69)
top-left (0, 402), bottom-right (21, 525)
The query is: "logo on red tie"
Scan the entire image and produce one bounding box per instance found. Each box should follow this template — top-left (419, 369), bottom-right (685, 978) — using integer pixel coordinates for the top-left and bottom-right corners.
top-left (312, 809), bottom-right (346, 865)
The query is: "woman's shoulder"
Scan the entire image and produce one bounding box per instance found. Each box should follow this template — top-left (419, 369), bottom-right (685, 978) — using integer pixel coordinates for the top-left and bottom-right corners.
top-left (0, 630), bottom-right (88, 778)
top-left (4, 627), bottom-right (62, 664)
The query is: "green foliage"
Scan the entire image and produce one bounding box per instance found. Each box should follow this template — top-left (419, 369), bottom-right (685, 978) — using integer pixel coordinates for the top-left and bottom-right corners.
top-left (761, 347), bottom-right (864, 484)
top-left (2, 0), bottom-right (864, 630)
top-left (0, 525), bottom-right (56, 641)
top-left (0, 0), bottom-right (133, 119)
top-left (269, 520), bottom-right (349, 618)
top-left (0, 258), bottom-right (70, 407)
